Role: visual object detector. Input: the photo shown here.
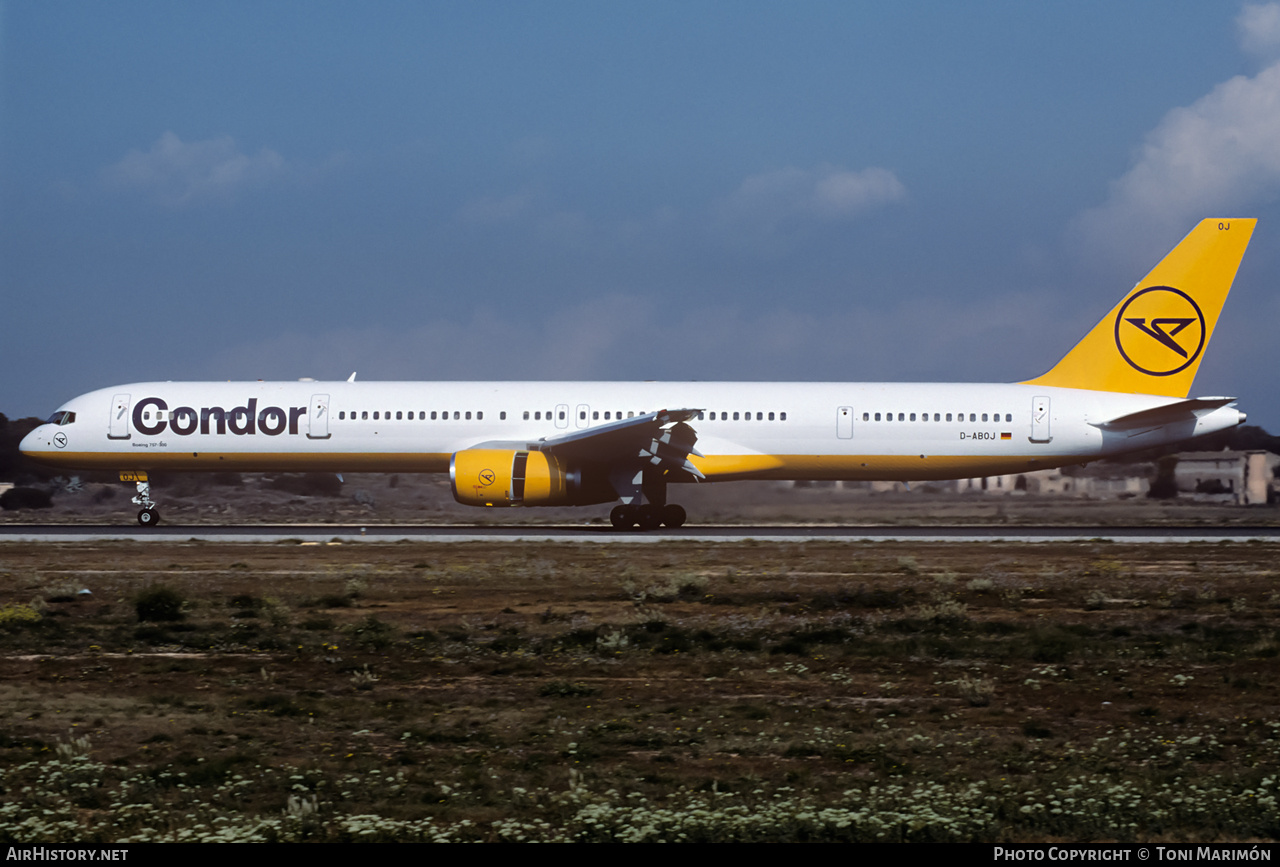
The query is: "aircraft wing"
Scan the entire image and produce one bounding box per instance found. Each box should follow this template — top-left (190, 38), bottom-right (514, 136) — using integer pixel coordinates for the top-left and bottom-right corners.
top-left (470, 408), bottom-right (706, 479)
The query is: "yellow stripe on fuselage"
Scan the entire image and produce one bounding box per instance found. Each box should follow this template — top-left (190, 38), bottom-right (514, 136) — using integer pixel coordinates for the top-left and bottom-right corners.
top-left (689, 453), bottom-right (1073, 481)
top-left (32, 451), bottom-right (453, 474)
top-left (43, 449), bottom-right (1071, 482)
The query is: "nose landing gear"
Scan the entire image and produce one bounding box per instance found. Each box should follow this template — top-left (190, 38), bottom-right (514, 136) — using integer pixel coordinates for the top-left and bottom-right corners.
top-left (122, 472), bottom-right (160, 527)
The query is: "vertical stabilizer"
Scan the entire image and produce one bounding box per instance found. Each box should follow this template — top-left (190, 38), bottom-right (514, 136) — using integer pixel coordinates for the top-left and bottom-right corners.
top-left (1023, 218), bottom-right (1255, 397)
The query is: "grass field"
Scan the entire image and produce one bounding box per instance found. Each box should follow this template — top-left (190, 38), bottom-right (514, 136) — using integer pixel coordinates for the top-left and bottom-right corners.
top-left (1, 539), bottom-right (1277, 842)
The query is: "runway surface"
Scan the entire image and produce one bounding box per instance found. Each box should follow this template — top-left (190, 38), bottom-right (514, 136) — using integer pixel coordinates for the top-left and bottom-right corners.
top-left (4, 523), bottom-right (1280, 543)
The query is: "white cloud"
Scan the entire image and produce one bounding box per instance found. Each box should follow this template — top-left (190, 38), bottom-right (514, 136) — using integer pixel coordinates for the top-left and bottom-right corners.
top-left (1072, 59), bottom-right (1280, 263)
top-left (204, 289), bottom-right (1056, 388)
top-left (1239, 3), bottom-right (1280, 59)
top-left (102, 131), bottom-right (286, 206)
top-left (715, 164), bottom-right (905, 251)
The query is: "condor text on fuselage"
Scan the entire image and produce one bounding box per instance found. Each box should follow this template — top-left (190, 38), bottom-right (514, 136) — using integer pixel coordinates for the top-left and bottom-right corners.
top-left (20, 218), bottom-right (1259, 528)
top-left (129, 397), bottom-right (310, 439)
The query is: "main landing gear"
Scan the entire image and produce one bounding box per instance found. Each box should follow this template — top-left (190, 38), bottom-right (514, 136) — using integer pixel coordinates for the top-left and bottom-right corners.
top-left (609, 503), bottom-right (686, 530)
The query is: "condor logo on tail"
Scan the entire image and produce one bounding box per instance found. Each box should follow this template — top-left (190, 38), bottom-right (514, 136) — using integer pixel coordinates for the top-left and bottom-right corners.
top-left (1113, 286), bottom-right (1206, 377)
top-left (1021, 218), bottom-right (1253, 398)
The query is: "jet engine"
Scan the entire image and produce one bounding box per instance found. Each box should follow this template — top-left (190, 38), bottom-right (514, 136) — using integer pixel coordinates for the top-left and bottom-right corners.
top-left (450, 448), bottom-right (612, 507)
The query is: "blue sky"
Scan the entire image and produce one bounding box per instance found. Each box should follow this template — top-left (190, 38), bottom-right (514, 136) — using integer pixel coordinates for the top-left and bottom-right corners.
top-left (4, 1), bottom-right (1280, 430)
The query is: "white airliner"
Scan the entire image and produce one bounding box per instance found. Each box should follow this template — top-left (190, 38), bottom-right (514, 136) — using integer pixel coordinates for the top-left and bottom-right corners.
top-left (21, 218), bottom-right (1256, 528)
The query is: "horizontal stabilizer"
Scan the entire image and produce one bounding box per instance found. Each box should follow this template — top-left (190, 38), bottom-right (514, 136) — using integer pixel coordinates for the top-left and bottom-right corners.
top-left (1093, 397), bottom-right (1236, 431)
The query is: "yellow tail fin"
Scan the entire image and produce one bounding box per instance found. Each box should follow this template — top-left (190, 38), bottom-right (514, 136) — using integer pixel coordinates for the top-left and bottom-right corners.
top-left (1023, 218), bottom-right (1256, 397)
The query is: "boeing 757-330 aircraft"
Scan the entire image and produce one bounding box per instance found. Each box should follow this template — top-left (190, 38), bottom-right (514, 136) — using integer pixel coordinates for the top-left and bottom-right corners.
top-left (20, 218), bottom-right (1256, 528)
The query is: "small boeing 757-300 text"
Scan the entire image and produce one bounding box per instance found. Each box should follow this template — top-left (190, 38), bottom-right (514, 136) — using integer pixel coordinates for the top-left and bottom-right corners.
top-left (21, 218), bottom-right (1256, 528)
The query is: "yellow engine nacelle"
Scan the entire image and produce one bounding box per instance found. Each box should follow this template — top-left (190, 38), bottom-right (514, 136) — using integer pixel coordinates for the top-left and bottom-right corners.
top-left (450, 448), bottom-right (578, 507)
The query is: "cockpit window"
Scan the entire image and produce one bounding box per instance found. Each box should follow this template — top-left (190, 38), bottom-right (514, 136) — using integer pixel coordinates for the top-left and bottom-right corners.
top-left (45, 411), bottom-right (76, 426)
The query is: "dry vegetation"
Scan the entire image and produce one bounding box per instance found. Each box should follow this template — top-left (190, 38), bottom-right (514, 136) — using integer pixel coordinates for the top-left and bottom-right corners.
top-left (0, 539), bottom-right (1278, 842)
top-left (5, 473), bottom-right (1280, 526)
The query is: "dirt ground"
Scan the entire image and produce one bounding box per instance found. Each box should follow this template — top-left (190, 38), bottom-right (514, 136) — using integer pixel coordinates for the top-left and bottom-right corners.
top-left (4, 472), bottom-right (1279, 526)
top-left (0, 538), bottom-right (1277, 842)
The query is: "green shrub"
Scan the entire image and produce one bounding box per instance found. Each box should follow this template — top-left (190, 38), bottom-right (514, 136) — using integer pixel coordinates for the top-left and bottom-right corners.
top-left (0, 487), bottom-right (53, 510)
top-left (135, 586), bottom-right (185, 622)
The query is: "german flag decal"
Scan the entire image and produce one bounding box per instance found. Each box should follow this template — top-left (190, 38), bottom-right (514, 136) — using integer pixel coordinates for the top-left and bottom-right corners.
top-left (1000, 432), bottom-right (1012, 440)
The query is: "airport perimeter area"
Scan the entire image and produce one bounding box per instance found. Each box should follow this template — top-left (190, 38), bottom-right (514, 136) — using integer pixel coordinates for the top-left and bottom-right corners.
top-left (0, 536), bottom-right (1276, 842)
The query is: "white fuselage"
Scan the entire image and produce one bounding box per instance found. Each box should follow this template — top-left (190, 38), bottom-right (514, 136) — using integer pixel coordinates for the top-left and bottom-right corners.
top-left (20, 380), bottom-right (1245, 483)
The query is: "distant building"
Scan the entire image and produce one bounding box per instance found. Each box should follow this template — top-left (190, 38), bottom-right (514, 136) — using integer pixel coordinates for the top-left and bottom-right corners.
top-left (1174, 450), bottom-right (1278, 505)
top-left (956, 469), bottom-right (1147, 497)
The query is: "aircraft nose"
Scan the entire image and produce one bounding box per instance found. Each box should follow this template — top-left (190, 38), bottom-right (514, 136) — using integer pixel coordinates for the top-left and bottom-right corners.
top-left (19, 427), bottom-right (48, 457)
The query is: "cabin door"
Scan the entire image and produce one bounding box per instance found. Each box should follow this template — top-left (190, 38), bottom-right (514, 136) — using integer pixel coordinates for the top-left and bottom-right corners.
top-left (108, 394), bottom-right (131, 440)
top-left (1030, 396), bottom-right (1051, 442)
top-left (308, 394), bottom-right (331, 440)
top-left (837, 406), bottom-right (854, 439)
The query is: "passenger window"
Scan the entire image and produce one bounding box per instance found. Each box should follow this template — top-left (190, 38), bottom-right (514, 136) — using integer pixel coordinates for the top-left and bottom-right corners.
top-left (500, 412), bottom-right (506, 420)
top-left (945, 413), bottom-right (952, 422)
top-left (339, 412), bottom-right (345, 420)
top-left (769, 412), bottom-right (775, 421)
top-left (431, 411), bottom-right (437, 420)
top-left (395, 411), bottom-right (401, 420)
top-left (934, 413), bottom-right (940, 421)
top-left (373, 412), bottom-right (379, 420)
top-left (780, 412), bottom-right (787, 421)
top-left (362, 411), bottom-right (368, 420)
top-left (875, 412), bottom-right (881, 421)
top-left (733, 412), bottom-right (739, 420)
top-left (982, 413), bottom-right (988, 422)
top-left (523, 411), bottom-right (529, 420)
top-left (969, 413), bottom-right (976, 422)
top-left (465, 411), bottom-right (472, 420)
top-left (453, 411), bottom-right (460, 420)
top-left (910, 413), bottom-right (916, 421)
top-left (535, 411), bottom-right (541, 420)
top-left (1005, 413), bottom-right (1012, 422)
top-left (593, 411), bottom-right (599, 420)
top-left (898, 413), bottom-right (904, 421)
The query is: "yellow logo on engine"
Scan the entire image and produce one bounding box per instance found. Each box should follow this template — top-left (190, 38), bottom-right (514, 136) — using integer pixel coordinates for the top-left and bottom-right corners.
top-left (1113, 286), bottom-right (1205, 377)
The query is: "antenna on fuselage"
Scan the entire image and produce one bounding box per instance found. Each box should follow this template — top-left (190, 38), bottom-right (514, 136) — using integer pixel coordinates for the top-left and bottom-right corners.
top-left (347, 372), bottom-right (357, 382)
